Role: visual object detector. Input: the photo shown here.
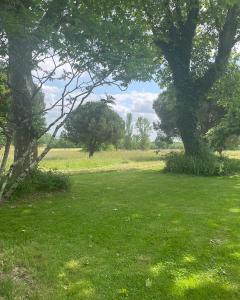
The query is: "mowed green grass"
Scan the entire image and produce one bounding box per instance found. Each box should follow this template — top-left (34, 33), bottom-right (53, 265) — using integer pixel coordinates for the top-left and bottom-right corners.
top-left (1, 149), bottom-right (240, 299)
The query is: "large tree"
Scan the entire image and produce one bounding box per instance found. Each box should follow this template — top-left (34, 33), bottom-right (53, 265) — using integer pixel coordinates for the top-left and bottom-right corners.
top-left (0, 0), bottom-right (154, 175)
top-left (113, 0), bottom-right (240, 155)
top-left (64, 100), bottom-right (125, 157)
top-left (153, 57), bottom-right (240, 153)
top-left (0, 0), bottom-right (154, 201)
top-left (0, 0), bottom-right (68, 175)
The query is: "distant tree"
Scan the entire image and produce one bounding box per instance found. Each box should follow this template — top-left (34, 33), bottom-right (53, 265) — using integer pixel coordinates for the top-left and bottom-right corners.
top-left (153, 87), bottom-right (178, 142)
top-left (130, 134), bottom-right (140, 150)
top-left (38, 133), bottom-right (52, 146)
top-left (53, 132), bottom-right (77, 149)
top-left (135, 117), bottom-right (152, 150)
top-left (123, 113), bottom-right (134, 150)
top-left (64, 100), bottom-right (125, 157)
top-left (153, 85), bottom-right (224, 140)
top-left (154, 132), bottom-right (173, 150)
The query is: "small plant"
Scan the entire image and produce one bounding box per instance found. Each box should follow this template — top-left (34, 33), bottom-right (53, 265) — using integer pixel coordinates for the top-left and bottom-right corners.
top-left (164, 152), bottom-right (240, 176)
top-left (13, 168), bottom-right (70, 196)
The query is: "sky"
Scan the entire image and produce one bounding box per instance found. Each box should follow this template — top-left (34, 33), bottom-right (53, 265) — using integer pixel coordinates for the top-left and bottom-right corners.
top-left (42, 78), bottom-right (161, 140)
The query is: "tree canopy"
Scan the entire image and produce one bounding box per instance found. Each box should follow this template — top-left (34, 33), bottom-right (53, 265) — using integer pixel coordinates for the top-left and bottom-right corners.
top-left (64, 100), bottom-right (125, 157)
top-left (108, 0), bottom-right (240, 155)
top-left (153, 57), bottom-right (240, 153)
top-left (135, 116), bottom-right (152, 150)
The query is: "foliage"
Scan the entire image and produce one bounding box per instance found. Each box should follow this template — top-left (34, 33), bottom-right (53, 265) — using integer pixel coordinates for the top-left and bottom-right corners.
top-left (13, 169), bottom-right (70, 197)
top-left (154, 133), bottom-right (183, 150)
top-left (153, 87), bottom-right (178, 141)
top-left (123, 113), bottom-right (134, 150)
top-left (0, 69), bottom-right (10, 142)
top-left (113, 0), bottom-right (240, 155)
top-left (153, 58), bottom-right (240, 153)
top-left (38, 133), bottom-right (53, 146)
top-left (164, 152), bottom-right (240, 176)
top-left (52, 137), bottom-right (77, 149)
top-left (38, 133), bottom-right (77, 148)
top-left (153, 86), bottom-right (225, 145)
top-left (0, 0), bottom-right (157, 197)
top-left (32, 89), bottom-right (46, 140)
top-left (205, 60), bottom-right (240, 152)
top-left (64, 100), bottom-right (125, 157)
top-left (135, 116), bottom-right (152, 150)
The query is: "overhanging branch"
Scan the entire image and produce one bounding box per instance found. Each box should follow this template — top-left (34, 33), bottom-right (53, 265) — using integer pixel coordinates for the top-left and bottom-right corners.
top-left (195, 4), bottom-right (240, 95)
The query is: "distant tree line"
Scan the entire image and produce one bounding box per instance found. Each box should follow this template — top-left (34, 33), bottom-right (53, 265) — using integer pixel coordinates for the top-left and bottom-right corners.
top-left (38, 102), bottom-right (155, 155)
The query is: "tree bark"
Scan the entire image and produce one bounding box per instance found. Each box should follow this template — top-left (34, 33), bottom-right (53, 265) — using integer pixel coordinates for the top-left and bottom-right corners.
top-left (176, 93), bottom-right (201, 156)
top-left (0, 136), bottom-right (11, 176)
top-left (31, 139), bottom-right (38, 163)
top-left (173, 73), bottom-right (203, 156)
top-left (89, 148), bottom-right (95, 158)
top-left (8, 35), bottom-right (34, 177)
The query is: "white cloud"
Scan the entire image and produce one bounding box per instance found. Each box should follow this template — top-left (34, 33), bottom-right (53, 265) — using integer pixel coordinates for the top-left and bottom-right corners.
top-left (111, 91), bottom-right (158, 121)
top-left (42, 85), bottom-right (61, 104)
top-left (110, 91), bottom-right (159, 139)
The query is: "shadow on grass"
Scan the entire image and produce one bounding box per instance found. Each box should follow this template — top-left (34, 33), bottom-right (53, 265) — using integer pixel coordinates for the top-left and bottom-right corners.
top-left (1, 168), bottom-right (240, 299)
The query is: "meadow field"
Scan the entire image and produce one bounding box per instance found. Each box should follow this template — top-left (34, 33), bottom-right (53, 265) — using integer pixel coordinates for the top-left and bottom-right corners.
top-left (1, 149), bottom-right (240, 299)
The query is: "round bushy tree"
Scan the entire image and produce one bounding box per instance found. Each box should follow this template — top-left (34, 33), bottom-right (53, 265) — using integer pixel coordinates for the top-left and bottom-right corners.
top-left (64, 100), bottom-right (124, 157)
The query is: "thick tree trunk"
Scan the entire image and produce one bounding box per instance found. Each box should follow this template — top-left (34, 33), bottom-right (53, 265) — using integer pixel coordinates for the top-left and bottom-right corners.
top-left (0, 136), bottom-right (11, 176)
top-left (177, 101), bottom-right (201, 156)
top-left (89, 149), bottom-right (94, 158)
top-left (8, 35), bottom-right (34, 177)
top-left (175, 85), bottom-right (202, 156)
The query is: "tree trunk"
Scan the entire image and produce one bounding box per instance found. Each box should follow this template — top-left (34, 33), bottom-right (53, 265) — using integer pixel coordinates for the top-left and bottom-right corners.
top-left (31, 139), bottom-right (38, 163)
top-left (89, 149), bottom-right (94, 158)
top-left (0, 136), bottom-right (11, 176)
top-left (8, 35), bottom-right (34, 177)
top-left (175, 86), bottom-right (202, 156)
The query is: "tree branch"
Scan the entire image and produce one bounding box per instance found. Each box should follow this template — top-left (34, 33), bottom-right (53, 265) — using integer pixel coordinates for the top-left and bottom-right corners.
top-left (196, 4), bottom-right (240, 95)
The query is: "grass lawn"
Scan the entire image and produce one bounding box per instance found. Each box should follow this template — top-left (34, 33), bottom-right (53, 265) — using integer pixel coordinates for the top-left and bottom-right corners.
top-left (0, 149), bottom-right (240, 299)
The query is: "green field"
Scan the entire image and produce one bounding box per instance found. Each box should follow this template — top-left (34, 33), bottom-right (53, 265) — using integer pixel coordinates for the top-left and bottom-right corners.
top-left (1, 149), bottom-right (240, 299)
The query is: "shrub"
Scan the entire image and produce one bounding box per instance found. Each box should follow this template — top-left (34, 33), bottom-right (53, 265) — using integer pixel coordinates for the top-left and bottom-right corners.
top-left (14, 168), bottom-right (70, 196)
top-left (164, 152), bottom-right (240, 176)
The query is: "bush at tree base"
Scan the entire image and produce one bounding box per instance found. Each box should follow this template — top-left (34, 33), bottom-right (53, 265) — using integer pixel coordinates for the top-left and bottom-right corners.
top-left (10, 169), bottom-right (70, 197)
top-left (164, 152), bottom-right (240, 176)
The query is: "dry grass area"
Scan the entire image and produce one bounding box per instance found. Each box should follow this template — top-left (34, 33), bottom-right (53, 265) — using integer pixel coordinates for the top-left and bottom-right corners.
top-left (1, 147), bottom-right (240, 174)
top-left (1, 147), bottom-right (169, 173)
